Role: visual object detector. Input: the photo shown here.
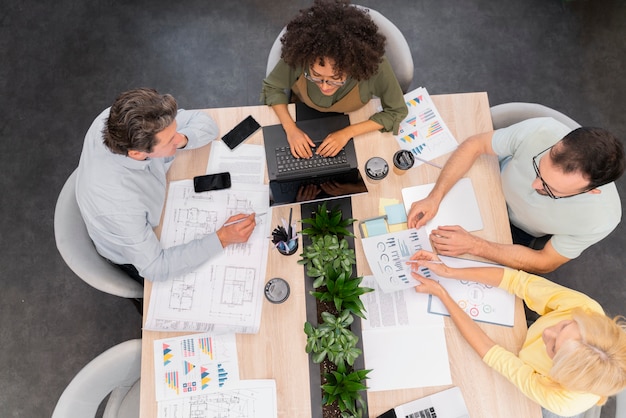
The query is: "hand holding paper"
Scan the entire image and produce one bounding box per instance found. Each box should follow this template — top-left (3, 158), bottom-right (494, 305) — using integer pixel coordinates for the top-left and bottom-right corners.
top-left (408, 249), bottom-right (451, 277)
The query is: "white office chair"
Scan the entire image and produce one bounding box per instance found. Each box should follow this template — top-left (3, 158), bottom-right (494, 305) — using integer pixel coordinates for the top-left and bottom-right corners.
top-left (54, 169), bottom-right (144, 299)
top-left (490, 102), bottom-right (581, 131)
top-left (51, 339), bottom-right (141, 418)
top-left (266, 5), bottom-right (414, 93)
top-left (616, 389), bottom-right (626, 418)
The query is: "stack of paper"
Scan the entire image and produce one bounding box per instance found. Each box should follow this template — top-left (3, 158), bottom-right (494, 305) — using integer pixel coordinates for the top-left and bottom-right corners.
top-left (145, 142), bottom-right (272, 333)
top-left (153, 332), bottom-right (277, 418)
top-left (360, 276), bottom-right (450, 391)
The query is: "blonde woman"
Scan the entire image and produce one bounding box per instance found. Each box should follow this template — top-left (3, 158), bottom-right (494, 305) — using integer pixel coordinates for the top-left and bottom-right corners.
top-left (409, 250), bottom-right (626, 418)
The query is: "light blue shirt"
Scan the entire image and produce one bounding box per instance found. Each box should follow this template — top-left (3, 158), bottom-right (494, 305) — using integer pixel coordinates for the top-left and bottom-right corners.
top-left (76, 108), bottom-right (223, 281)
top-left (492, 117), bottom-right (621, 259)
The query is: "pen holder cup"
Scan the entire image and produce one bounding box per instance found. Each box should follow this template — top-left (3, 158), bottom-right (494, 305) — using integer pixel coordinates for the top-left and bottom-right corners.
top-left (276, 237), bottom-right (299, 256)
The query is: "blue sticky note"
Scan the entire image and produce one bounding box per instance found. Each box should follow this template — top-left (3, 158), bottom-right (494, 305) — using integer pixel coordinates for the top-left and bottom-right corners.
top-left (364, 218), bottom-right (388, 237)
top-left (385, 203), bottom-right (408, 225)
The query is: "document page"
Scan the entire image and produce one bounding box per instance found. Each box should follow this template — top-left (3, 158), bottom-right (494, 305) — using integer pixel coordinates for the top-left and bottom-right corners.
top-left (157, 379), bottom-right (277, 418)
top-left (426, 256), bottom-right (515, 327)
top-left (360, 227), bottom-right (434, 293)
top-left (145, 181), bottom-right (271, 333)
top-left (206, 141), bottom-right (266, 185)
top-left (402, 177), bottom-right (484, 236)
top-left (153, 332), bottom-right (239, 401)
top-left (395, 86), bottom-right (458, 165)
top-left (153, 332), bottom-right (277, 418)
top-left (360, 276), bottom-right (451, 391)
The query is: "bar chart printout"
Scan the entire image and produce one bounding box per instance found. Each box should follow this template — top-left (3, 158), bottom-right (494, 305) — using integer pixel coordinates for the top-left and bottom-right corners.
top-left (395, 87), bottom-right (458, 164)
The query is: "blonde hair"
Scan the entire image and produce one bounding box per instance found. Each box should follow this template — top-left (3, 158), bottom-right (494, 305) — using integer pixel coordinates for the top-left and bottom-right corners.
top-left (550, 308), bottom-right (626, 402)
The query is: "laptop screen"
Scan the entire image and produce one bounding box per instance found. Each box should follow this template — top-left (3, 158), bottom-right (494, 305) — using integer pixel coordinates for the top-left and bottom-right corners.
top-left (269, 168), bottom-right (368, 206)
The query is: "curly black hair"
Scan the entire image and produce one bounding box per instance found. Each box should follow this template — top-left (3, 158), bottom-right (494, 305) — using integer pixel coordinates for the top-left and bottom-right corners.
top-left (280, 0), bottom-right (386, 81)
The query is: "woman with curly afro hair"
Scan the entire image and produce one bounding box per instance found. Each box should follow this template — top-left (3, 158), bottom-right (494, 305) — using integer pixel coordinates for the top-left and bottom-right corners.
top-left (261, 0), bottom-right (408, 159)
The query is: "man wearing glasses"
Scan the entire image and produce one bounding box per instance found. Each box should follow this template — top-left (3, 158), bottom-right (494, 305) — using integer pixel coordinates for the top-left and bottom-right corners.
top-left (407, 117), bottom-right (624, 273)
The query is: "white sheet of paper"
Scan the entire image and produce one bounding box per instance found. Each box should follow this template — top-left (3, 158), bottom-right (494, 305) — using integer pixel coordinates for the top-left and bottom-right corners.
top-left (207, 141), bottom-right (266, 185)
top-left (360, 276), bottom-right (450, 391)
top-left (153, 333), bottom-right (239, 401)
top-left (395, 87), bottom-right (458, 165)
top-left (145, 181), bottom-right (271, 333)
top-left (426, 256), bottom-right (515, 327)
top-left (157, 379), bottom-right (277, 418)
top-left (360, 228), bottom-right (434, 293)
top-left (402, 177), bottom-right (483, 235)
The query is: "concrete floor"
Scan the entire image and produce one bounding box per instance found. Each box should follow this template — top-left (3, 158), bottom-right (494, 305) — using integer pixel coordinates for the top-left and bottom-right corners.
top-left (1, 0), bottom-right (624, 417)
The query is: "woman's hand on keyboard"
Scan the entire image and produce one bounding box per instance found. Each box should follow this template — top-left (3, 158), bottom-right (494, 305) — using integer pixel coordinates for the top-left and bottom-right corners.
top-left (317, 129), bottom-right (351, 157)
top-left (285, 125), bottom-right (316, 158)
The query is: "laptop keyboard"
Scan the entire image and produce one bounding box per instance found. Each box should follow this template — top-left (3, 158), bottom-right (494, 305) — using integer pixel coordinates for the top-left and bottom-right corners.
top-left (406, 407), bottom-right (437, 418)
top-left (275, 146), bottom-right (350, 175)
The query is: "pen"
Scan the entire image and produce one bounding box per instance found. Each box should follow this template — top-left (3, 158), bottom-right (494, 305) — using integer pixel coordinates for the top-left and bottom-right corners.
top-left (405, 260), bottom-right (444, 264)
top-left (223, 212), bottom-right (266, 227)
top-left (287, 207), bottom-right (293, 239)
top-left (414, 155), bottom-right (443, 169)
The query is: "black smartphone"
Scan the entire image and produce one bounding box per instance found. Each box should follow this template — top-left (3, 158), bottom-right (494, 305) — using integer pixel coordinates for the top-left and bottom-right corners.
top-left (193, 172), bottom-right (232, 193)
top-left (221, 115), bottom-right (261, 150)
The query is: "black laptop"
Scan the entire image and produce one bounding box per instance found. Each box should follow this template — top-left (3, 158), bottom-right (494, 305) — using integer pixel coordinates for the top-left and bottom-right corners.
top-left (263, 114), bottom-right (359, 181)
top-left (262, 114), bottom-right (367, 206)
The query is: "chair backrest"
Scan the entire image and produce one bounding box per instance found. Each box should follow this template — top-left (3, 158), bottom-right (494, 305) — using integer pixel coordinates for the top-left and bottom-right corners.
top-left (52, 339), bottom-right (142, 418)
top-left (490, 102), bottom-right (581, 130)
top-left (53, 169), bottom-right (144, 299)
top-left (616, 388), bottom-right (626, 418)
top-left (266, 5), bottom-right (414, 93)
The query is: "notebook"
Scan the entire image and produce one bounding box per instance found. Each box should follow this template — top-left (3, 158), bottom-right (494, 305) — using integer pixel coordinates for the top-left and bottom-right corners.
top-left (377, 387), bottom-right (470, 418)
top-left (262, 114), bottom-right (359, 181)
top-left (401, 178), bottom-right (483, 236)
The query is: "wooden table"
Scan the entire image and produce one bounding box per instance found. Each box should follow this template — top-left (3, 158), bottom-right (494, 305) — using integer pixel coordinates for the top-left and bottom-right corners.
top-left (139, 93), bottom-right (542, 418)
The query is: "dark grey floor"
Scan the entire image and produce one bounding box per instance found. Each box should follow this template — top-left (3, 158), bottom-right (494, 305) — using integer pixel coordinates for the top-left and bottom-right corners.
top-left (1, 0), bottom-right (624, 417)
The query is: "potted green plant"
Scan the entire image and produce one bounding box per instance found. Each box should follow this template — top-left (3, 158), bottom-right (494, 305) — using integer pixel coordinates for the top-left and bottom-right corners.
top-left (298, 234), bottom-right (356, 288)
top-left (304, 310), bottom-right (362, 368)
top-left (300, 201), bottom-right (372, 418)
top-left (321, 363), bottom-right (371, 418)
top-left (310, 265), bottom-right (373, 319)
top-left (300, 201), bottom-right (355, 238)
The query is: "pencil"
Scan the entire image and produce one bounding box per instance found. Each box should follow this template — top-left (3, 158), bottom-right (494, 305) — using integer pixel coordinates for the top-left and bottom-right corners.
top-left (223, 212), bottom-right (266, 227)
top-left (414, 155), bottom-right (443, 169)
top-left (223, 217), bottom-right (249, 227)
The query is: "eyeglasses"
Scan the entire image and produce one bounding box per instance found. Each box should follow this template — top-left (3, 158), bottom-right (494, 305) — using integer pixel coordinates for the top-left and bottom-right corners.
top-left (304, 69), bottom-right (347, 87)
top-left (532, 146), bottom-right (591, 199)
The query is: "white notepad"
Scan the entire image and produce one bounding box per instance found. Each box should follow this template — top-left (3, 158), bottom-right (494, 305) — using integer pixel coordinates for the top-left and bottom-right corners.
top-left (402, 177), bottom-right (483, 235)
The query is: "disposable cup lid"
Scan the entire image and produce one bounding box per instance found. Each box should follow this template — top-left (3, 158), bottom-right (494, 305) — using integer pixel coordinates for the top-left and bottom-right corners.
top-left (393, 150), bottom-right (415, 170)
top-left (365, 157), bottom-right (389, 180)
top-left (264, 278), bottom-right (290, 303)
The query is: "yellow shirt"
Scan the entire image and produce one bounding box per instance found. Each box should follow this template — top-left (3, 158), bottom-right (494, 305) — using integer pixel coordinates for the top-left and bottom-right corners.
top-left (483, 269), bottom-right (604, 416)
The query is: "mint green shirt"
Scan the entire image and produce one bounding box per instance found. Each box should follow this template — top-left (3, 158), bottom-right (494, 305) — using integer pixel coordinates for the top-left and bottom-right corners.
top-left (491, 117), bottom-right (621, 259)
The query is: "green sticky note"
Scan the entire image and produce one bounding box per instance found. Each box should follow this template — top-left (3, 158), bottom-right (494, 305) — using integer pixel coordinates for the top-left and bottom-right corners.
top-left (385, 203), bottom-right (408, 225)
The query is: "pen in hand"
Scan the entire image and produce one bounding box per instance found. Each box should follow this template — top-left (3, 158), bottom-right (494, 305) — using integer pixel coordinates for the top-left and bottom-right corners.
top-left (223, 212), bottom-right (266, 227)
